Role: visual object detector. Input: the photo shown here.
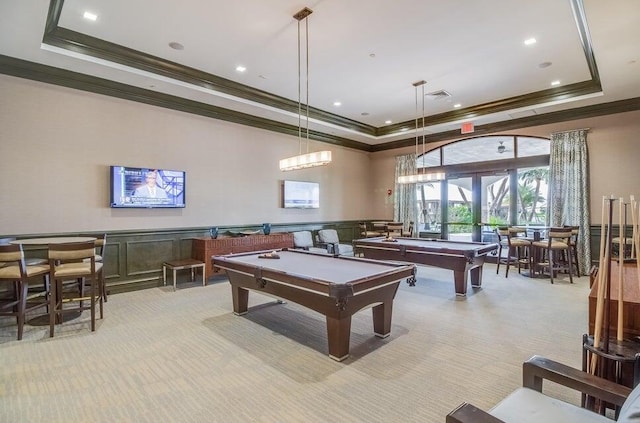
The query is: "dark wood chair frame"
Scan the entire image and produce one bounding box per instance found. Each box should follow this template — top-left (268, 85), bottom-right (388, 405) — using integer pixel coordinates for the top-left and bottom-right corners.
top-left (446, 355), bottom-right (632, 423)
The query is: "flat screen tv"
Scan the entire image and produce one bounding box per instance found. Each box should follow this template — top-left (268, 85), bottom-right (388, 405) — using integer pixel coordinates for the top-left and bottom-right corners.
top-left (110, 166), bottom-right (186, 208)
top-left (283, 180), bottom-right (319, 209)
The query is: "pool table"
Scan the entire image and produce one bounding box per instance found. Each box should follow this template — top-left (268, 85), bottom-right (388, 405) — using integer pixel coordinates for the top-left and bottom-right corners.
top-left (213, 249), bottom-right (416, 361)
top-left (353, 237), bottom-right (498, 296)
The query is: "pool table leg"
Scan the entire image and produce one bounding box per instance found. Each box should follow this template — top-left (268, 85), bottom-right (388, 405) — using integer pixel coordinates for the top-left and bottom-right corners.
top-left (453, 270), bottom-right (468, 296)
top-left (326, 316), bottom-right (351, 361)
top-left (372, 301), bottom-right (393, 338)
top-left (469, 266), bottom-right (483, 288)
top-left (231, 286), bottom-right (249, 315)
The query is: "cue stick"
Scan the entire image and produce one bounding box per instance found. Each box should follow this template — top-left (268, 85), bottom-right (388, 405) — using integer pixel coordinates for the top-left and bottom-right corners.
top-left (603, 197), bottom-right (615, 355)
top-left (591, 196), bottom-right (610, 374)
top-left (617, 197), bottom-right (624, 341)
top-left (631, 195), bottom-right (637, 259)
top-left (632, 197), bottom-right (640, 290)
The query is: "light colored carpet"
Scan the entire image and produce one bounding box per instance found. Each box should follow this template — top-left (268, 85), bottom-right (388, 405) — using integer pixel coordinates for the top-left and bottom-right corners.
top-left (0, 264), bottom-right (590, 422)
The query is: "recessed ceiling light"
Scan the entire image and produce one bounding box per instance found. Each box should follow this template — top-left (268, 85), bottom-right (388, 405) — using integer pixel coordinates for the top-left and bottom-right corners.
top-left (453, 104), bottom-right (461, 108)
top-left (385, 120), bottom-right (392, 124)
top-left (168, 42), bottom-right (184, 50)
top-left (369, 53), bottom-right (376, 58)
top-left (83, 11), bottom-right (97, 21)
top-left (400, 128), bottom-right (409, 132)
top-left (538, 61), bottom-right (552, 68)
top-left (551, 80), bottom-right (561, 86)
top-left (524, 38), bottom-right (537, 46)
top-left (333, 101), bottom-right (341, 107)
top-left (236, 66), bottom-right (246, 73)
top-left (361, 112), bottom-right (369, 116)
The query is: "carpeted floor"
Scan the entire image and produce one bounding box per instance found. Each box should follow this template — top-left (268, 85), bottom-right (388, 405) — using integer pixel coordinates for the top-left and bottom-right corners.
top-left (0, 263), bottom-right (590, 422)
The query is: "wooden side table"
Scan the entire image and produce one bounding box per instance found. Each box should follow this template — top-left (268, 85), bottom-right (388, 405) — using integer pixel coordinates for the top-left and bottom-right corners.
top-left (163, 259), bottom-right (206, 291)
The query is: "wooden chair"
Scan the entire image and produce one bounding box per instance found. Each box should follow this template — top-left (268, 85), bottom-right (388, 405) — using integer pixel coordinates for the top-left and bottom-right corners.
top-left (495, 227), bottom-right (531, 277)
top-left (565, 225), bottom-right (581, 277)
top-left (0, 237), bottom-right (47, 266)
top-left (531, 227), bottom-right (574, 284)
top-left (401, 221), bottom-right (414, 237)
top-left (48, 241), bottom-right (104, 337)
top-left (358, 222), bottom-right (379, 238)
top-left (80, 233), bottom-right (108, 302)
top-left (386, 222), bottom-right (404, 238)
top-left (0, 244), bottom-right (50, 340)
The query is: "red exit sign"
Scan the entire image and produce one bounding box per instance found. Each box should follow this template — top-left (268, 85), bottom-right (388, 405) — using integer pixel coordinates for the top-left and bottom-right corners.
top-left (461, 121), bottom-right (474, 134)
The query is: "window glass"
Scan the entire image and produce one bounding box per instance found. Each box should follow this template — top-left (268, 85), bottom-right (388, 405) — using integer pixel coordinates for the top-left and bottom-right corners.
top-left (517, 166), bottom-right (549, 225)
top-left (443, 136), bottom-right (514, 165)
top-left (517, 137), bottom-right (550, 157)
top-left (418, 150), bottom-right (440, 168)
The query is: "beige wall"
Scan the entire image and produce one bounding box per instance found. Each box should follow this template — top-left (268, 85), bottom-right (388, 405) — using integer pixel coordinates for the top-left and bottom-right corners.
top-left (0, 75), bottom-right (374, 235)
top-left (2, 73), bottom-right (639, 235)
top-left (370, 110), bottom-right (640, 224)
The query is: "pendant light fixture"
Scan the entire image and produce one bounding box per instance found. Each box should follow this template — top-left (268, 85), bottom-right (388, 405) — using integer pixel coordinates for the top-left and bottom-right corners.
top-left (279, 7), bottom-right (332, 172)
top-left (397, 80), bottom-right (445, 184)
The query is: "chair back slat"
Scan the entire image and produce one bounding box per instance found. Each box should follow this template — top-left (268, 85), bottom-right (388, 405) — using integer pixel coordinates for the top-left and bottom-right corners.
top-left (0, 243), bottom-right (24, 263)
top-left (48, 242), bottom-right (96, 261)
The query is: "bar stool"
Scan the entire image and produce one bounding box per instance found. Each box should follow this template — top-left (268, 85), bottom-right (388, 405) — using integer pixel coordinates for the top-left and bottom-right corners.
top-left (565, 225), bottom-right (581, 277)
top-left (531, 227), bottom-right (574, 284)
top-left (0, 244), bottom-right (50, 340)
top-left (496, 227), bottom-right (531, 277)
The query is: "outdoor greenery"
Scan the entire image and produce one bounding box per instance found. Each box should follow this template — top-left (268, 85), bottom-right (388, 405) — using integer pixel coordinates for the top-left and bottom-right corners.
top-left (415, 166), bottom-right (549, 234)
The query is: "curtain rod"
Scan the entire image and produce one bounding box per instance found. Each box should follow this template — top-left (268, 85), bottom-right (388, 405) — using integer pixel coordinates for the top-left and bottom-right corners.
top-left (551, 128), bottom-right (590, 135)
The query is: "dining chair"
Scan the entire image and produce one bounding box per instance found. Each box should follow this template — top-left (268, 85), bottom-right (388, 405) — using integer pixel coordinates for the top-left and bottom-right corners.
top-left (0, 243), bottom-right (50, 340)
top-left (80, 233), bottom-right (108, 302)
top-left (531, 227), bottom-right (574, 284)
top-left (48, 241), bottom-right (104, 337)
top-left (495, 227), bottom-right (531, 277)
top-left (386, 222), bottom-right (404, 238)
top-left (358, 222), bottom-right (379, 238)
top-left (565, 225), bottom-right (581, 277)
top-left (401, 221), bottom-right (414, 237)
top-left (0, 237), bottom-right (48, 266)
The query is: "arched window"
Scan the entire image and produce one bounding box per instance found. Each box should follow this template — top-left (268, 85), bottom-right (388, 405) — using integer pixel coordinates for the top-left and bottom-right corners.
top-left (414, 135), bottom-right (550, 242)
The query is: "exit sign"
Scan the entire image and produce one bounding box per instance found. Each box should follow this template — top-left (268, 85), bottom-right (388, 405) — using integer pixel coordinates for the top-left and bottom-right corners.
top-left (461, 121), bottom-right (474, 134)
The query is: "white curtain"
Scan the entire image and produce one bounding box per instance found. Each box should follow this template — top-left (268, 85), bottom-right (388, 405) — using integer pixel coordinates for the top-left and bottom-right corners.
top-left (548, 129), bottom-right (591, 275)
top-left (394, 154), bottom-right (417, 233)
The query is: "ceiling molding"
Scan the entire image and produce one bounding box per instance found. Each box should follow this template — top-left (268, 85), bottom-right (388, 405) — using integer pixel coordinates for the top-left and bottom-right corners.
top-left (0, 54), bottom-right (373, 152)
top-left (43, 1), bottom-right (377, 138)
top-left (372, 97), bottom-right (640, 151)
top-left (2, 54), bottom-right (639, 154)
top-left (41, 0), bottom-right (606, 139)
top-left (0, 0), bottom-right (635, 153)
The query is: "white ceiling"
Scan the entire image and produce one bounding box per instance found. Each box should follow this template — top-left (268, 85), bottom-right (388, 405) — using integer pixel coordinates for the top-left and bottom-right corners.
top-left (1, 0), bottom-right (638, 147)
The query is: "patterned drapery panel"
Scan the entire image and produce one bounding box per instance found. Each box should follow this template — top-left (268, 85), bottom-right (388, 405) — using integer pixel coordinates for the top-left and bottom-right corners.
top-left (549, 129), bottom-right (591, 275)
top-left (394, 154), bottom-right (417, 233)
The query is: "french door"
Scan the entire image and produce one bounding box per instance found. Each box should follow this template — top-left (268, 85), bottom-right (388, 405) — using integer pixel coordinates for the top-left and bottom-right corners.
top-left (444, 171), bottom-right (510, 242)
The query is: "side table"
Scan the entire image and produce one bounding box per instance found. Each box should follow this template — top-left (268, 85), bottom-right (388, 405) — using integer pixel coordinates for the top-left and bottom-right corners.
top-left (163, 259), bottom-right (206, 291)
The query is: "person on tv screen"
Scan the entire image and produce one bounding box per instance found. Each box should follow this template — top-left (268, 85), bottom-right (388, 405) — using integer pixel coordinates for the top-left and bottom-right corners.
top-left (133, 170), bottom-right (168, 200)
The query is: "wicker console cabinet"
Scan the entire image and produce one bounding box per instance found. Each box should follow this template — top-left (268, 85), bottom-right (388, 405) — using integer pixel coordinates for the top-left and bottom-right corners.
top-left (193, 233), bottom-right (294, 279)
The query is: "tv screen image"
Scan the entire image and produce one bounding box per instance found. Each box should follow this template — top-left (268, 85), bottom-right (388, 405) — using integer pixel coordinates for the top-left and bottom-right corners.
top-left (110, 166), bottom-right (186, 208)
top-left (283, 180), bottom-right (319, 209)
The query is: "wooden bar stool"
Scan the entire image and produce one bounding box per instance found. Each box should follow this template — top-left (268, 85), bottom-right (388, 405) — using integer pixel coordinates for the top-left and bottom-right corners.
top-left (531, 227), bottom-right (574, 284)
top-left (496, 227), bottom-right (531, 277)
